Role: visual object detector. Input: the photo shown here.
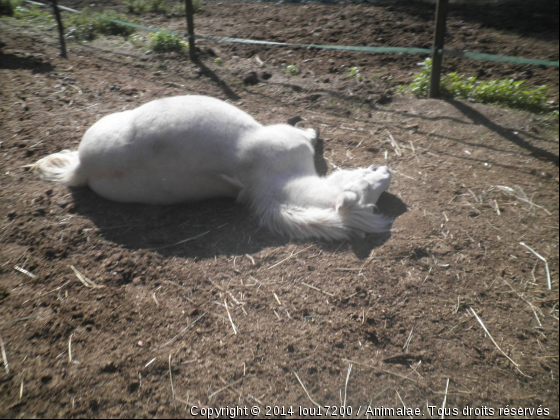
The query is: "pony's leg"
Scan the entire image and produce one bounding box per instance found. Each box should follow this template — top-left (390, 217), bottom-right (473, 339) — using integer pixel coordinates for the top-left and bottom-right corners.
top-left (302, 128), bottom-right (318, 146)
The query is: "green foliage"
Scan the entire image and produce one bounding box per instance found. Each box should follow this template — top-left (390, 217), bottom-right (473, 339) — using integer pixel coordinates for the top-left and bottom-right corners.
top-left (410, 59), bottom-right (554, 114)
top-left (65, 9), bottom-right (137, 41)
top-left (11, 2), bottom-right (54, 25)
top-left (125, 0), bottom-right (203, 15)
top-left (125, 0), bottom-right (166, 15)
top-left (347, 66), bottom-right (361, 80)
top-left (283, 64), bottom-right (299, 77)
top-left (94, 10), bottom-right (137, 37)
top-left (214, 57), bottom-right (222, 65)
top-left (149, 32), bottom-right (187, 53)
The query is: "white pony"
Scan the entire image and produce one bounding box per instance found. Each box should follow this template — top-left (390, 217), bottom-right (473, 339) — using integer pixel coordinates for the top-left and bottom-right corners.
top-left (33, 95), bottom-right (393, 240)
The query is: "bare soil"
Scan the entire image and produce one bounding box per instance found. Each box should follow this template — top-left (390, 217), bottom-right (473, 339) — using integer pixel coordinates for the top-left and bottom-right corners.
top-left (1, 1), bottom-right (559, 418)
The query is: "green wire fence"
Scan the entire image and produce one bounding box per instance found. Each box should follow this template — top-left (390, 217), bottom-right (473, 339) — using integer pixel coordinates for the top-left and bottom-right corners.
top-left (18, 0), bottom-right (560, 98)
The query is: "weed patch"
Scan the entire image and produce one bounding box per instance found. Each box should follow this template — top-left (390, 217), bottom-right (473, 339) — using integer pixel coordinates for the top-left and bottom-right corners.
top-left (64, 9), bottom-right (137, 41)
top-left (124, 0), bottom-right (202, 15)
top-left (124, 0), bottom-right (166, 15)
top-left (149, 32), bottom-right (187, 53)
top-left (409, 59), bottom-right (556, 114)
top-left (283, 64), bottom-right (300, 77)
top-left (9, 2), bottom-right (54, 26)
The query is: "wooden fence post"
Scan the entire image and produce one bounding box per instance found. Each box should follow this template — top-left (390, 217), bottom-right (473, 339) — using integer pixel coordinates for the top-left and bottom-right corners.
top-left (429, 0), bottom-right (449, 98)
top-left (51, 0), bottom-right (67, 58)
top-left (185, 0), bottom-right (196, 61)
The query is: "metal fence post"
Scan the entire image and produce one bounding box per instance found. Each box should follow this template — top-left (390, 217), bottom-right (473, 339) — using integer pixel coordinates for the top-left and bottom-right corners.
top-left (51, 0), bottom-right (67, 58)
top-left (185, 0), bottom-right (196, 60)
top-left (429, 0), bottom-right (449, 98)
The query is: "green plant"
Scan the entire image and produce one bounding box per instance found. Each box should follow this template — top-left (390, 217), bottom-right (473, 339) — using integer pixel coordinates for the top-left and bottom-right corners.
top-left (348, 66), bottom-right (361, 80)
top-left (125, 0), bottom-right (203, 16)
top-left (124, 0), bottom-right (166, 15)
top-left (410, 59), bottom-right (555, 114)
top-left (283, 64), bottom-right (299, 77)
top-left (149, 32), bottom-right (187, 53)
top-left (64, 10), bottom-right (96, 40)
top-left (214, 57), bottom-right (222, 65)
top-left (65, 9), bottom-right (137, 41)
top-left (11, 2), bottom-right (54, 25)
top-left (94, 10), bottom-right (137, 37)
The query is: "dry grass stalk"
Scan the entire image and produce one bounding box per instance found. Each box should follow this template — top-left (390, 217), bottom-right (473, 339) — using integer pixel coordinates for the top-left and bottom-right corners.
top-left (293, 371), bottom-right (322, 409)
top-left (519, 242), bottom-right (552, 290)
top-left (343, 364), bottom-right (352, 409)
top-left (224, 299), bottom-right (238, 335)
top-left (0, 332), bottom-right (9, 375)
top-left (174, 395), bottom-right (190, 406)
top-left (209, 377), bottom-right (243, 399)
top-left (268, 245), bottom-right (313, 270)
top-left (503, 279), bottom-right (543, 327)
top-left (393, 170), bottom-right (417, 181)
top-left (23, 281), bottom-right (70, 304)
top-left (470, 308), bottom-right (526, 376)
top-left (159, 313), bottom-right (207, 349)
top-left (68, 334), bottom-right (73, 363)
top-left (493, 200), bottom-right (501, 215)
top-left (227, 291), bottom-right (243, 307)
top-left (359, 251), bottom-right (377, 274)
top-left (148, 230), bottom-right (211, 250)
top-left (301, 282), bottom-right (335, 297)
top-left (70, 265), bottom-right (103, 289)
top-left (14, 265), bottom-right (37, 279)
top-left (495, 186), bottom-right (552, 216)
top-left (144, 358), bottom-right (156, 368)
top-left (340, 358), bottom-right (419, 384)
top-left (268, 245), bottom-right (314, 270)
top-left (386, 130), bottom-right (403, 156)
top-left (168, 354), bottom-right (176, 401)
top-left (403, 327), bottom-right (414, 352)
top-left (395, 390), bottom-right (412, 419)
top-left (441, 378), bottom-right (450, 420)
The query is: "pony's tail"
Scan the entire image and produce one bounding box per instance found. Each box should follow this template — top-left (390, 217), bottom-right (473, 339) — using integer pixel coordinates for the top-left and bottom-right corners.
top-left (254, 201), bottom-right (393, 241)
top-left (31, 150), bottom-right (88, 187)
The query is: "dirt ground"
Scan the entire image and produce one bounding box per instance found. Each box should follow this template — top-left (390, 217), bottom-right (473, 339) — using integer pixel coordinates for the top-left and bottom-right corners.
top-left (1, 0), bottom-right (559, 418)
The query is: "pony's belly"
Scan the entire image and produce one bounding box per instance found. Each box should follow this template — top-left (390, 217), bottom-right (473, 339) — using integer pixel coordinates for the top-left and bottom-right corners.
top-left (87, 172), bottom-right (239, 205)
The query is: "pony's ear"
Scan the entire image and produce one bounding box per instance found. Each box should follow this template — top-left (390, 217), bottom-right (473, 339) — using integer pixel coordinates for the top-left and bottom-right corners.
top-left (335, 191), bottom-right (359, 215)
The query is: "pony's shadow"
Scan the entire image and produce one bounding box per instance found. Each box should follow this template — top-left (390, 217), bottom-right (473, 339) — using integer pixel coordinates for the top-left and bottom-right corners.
top-left (68, 137), bottom-right (407, 260)
top-left (69, 188), bottom-right (284, 259)
top-left (69, 188), bottom-right (406, 261)
top-left (349, 191), bottom-right (407, 259)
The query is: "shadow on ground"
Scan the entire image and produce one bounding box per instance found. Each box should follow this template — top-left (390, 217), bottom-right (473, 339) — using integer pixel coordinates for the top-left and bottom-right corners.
top-left (447, 99), bottom-right (559, 166)
top-left (68, 188), bottom-right (406, 260)
top-left (0, 51), bottom-right (54, 73)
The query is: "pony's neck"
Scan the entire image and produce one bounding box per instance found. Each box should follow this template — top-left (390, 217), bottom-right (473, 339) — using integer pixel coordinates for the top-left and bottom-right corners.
top-left (280, 175), bottom-right (340, 209)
